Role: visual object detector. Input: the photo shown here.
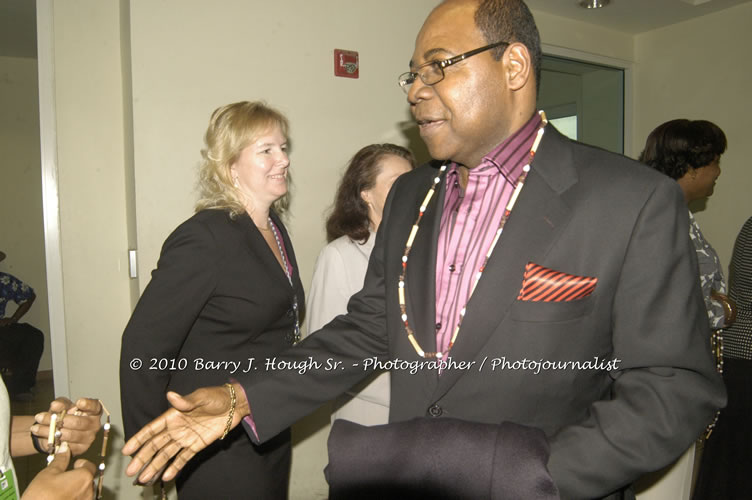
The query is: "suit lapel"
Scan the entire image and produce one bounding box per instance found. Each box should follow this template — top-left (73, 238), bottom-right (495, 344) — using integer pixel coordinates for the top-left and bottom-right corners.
top-left (403, 165), bottom-right (447, 391)
top-left (432, 126), bottom-right (578, 397)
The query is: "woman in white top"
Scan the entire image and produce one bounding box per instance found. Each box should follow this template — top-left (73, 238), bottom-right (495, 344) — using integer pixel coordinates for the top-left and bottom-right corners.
top-left (306, 144), bottom-right (414, 424)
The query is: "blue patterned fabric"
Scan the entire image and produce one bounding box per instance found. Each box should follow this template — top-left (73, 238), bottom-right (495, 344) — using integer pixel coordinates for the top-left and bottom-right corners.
top-left (0, 272), bottom-right (35, 318)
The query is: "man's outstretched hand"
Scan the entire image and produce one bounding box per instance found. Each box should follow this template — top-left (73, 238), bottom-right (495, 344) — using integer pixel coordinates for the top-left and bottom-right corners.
top-left (122, 384), bottom-right (248, 484)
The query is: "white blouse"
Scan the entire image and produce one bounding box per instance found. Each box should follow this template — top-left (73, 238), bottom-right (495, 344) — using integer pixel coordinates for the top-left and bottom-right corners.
top-left (305, 233), bottom-right (390, 424)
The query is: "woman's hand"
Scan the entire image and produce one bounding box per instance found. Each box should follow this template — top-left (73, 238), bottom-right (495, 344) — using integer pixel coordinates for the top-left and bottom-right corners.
top-left (30, 398), bottom-right (103, 456)
top-left (21, 442), bottom-right (96, 500)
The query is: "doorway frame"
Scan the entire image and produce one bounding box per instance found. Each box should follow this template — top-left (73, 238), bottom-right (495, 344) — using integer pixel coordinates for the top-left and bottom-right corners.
top-left (36, 0), bottom-right (69, 397)
top-left (541, 43), bottom-right (634, 157)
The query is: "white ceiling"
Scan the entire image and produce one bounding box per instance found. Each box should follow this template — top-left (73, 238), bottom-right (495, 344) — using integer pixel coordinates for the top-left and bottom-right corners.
top-left (1, 0), bottom-right (751, 59)
top-left (525, 0), bottom-right (752, 34)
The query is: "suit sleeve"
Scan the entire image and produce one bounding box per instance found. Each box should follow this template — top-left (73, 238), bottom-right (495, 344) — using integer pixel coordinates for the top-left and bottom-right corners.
top-left (239, 200), bottom-right (397, 444)
top-left (119, 219), bottom-right (218, 439)
top-left (305, 243), bottom-right (353, 335)
top-left (546, 179), bottom-right (726, 498)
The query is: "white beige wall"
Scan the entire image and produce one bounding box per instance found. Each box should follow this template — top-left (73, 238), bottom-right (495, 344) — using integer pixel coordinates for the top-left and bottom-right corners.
top-left (634, 2), bottom-right (752, 272)
top-left (129, 0), bottom-right (436, 295)
top-left (0, 55), bottom-right (52, 371)
top-left (534, 10), bottom-right (634, 62)
top-left (44, 1), bottom-right (751, 499)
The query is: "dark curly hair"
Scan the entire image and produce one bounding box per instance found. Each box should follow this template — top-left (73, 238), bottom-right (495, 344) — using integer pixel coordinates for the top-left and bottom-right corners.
top-left (326, 144), bottom-right (416, 243)
top-left (639, 119), bottom-right (727, 180)
top-left (474, 0), bottom-right (542, 94)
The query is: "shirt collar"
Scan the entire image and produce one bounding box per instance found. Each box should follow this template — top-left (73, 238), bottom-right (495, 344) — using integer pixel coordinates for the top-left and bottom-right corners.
top-left (448, 111), bottom-right (544, 183)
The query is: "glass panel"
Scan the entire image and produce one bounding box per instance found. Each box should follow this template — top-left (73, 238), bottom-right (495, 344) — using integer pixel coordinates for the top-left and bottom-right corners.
top-left (550, 116), bottom-right (578, 141)
top-left (539, 55), bottom-right (624, 154)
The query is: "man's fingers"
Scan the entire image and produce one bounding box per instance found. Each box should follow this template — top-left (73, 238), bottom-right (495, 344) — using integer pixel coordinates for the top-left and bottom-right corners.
top-left (73, 458), bottom-right (97, 476)
top-left (137, 439), bottom-right (184, 484)
top-left (166, 391), bottom-right (196, 412)
top-left (125, 430), bottom-right (173, 476)
top-left (162, 447), bottom-right (198, 482)
top-left (122, 411), bottom-right (170, 456)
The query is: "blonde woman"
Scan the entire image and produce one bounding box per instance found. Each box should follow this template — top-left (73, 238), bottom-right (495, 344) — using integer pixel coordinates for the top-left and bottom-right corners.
top-left (120, 101), bottom-right (303, 499)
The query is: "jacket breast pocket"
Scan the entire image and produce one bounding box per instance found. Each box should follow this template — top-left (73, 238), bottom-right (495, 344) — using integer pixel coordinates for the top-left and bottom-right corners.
top-left (509, 294), bottom-right (595, 323)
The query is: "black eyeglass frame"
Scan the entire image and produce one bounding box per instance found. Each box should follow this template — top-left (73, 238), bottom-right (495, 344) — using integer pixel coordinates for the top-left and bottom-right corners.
top-left (397, 40), bottom-right (509, 93)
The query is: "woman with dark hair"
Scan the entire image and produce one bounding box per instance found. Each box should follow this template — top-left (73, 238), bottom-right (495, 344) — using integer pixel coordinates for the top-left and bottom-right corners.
top-left (640, 120), bottom-right (736, 496)
top-left (305, 144), bottom-right (414, 425)
top-left (639, 119), bottom-right (735, 331)
top-left (120, 101), bottom-right (303, 499)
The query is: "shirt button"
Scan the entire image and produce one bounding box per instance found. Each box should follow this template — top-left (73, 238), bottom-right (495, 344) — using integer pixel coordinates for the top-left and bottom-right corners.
top-left (435, 323), bottom-right (442, 330)
top-left (427, 404), bottom-right (443, 417)
top-left (449, 264), bottom-right (456, 272)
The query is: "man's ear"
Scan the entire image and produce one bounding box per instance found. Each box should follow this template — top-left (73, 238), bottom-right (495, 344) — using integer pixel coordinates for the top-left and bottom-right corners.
top-left (505, 43), bottom-right (532, 91)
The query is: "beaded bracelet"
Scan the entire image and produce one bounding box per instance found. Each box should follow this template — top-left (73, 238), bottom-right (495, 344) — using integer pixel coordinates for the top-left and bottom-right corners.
top-left (220, 383), bottom-right (236, 440)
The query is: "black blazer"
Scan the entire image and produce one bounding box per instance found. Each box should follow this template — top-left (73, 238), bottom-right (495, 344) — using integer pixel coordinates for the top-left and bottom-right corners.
top-left (240, 127), bottom-right (725, 499)
top-left (120, 208), bottom-right (303, 499)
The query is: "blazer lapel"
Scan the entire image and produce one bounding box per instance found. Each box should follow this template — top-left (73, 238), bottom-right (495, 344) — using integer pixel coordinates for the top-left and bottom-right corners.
top-left (271, 210), bottom-right (305, 311)
top-left (240, 212), bottom-right (295, 296)
top-left (403, 165), bottom-right (447, 391)
top-left (432, 126), bottom-right (578, 397)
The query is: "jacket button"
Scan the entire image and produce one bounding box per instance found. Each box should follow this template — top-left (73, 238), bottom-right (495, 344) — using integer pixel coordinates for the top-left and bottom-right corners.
top-left (284, 332), bottom-right (294, 343)
top-left (286, 308), bottom-right (295, 318)
top-left (428, 404), bottom-right (443, 417)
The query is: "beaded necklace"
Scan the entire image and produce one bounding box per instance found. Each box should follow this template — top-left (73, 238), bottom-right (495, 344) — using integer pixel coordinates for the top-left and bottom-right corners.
top-left (269, 217), bottom-right (301, 343)
top-left (399, 111), bottom-right (548, 359)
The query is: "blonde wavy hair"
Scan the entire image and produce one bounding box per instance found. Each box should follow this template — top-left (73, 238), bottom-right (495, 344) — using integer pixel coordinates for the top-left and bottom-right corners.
top-left (195, 101), bottom-right (291, 218)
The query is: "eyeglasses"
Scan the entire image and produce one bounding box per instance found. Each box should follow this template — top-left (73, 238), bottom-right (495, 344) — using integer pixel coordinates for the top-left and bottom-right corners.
top-left (397, 41), bottom-right (509, 94)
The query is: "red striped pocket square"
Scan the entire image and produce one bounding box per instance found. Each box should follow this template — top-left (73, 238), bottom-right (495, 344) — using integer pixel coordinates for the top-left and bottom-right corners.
top-left (517, 262), bottom-right (597, 302)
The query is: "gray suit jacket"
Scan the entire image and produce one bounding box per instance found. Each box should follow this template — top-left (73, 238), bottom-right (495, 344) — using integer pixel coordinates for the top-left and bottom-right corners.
top-left (242, 126), bottom-right (725, 499)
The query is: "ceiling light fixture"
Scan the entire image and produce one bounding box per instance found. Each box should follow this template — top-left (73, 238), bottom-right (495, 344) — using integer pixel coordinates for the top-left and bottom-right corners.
top-left (579, 0), bottom-right (610, 8)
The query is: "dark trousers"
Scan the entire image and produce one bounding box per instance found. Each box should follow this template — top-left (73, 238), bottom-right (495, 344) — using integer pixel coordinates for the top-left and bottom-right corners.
top-left (0, 322), bottom-right (44, 394)
top-left (693, 357), bottom-right (752, 500)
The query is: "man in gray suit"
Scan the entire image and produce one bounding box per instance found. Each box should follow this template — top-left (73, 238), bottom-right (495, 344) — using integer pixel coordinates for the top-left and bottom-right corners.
top-left (123, 1), bottom-right (724, 497)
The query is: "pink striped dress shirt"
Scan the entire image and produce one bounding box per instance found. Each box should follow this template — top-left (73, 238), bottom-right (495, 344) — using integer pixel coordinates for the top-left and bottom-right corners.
top-left (435, 113), bottom-right (543, 355)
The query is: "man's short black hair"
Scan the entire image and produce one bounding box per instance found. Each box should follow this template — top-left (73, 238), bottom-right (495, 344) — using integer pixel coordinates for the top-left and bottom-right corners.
top-left (474, 0), bottom-right (542, 94)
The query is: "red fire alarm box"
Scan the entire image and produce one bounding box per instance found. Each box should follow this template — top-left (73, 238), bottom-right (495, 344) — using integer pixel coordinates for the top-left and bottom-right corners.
top-left (334, 49), bottom-right (359, 78)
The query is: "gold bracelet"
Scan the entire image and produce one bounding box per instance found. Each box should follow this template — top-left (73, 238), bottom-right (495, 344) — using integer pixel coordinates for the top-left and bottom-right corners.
top-left (220, 383), bottom-right (236, 440)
